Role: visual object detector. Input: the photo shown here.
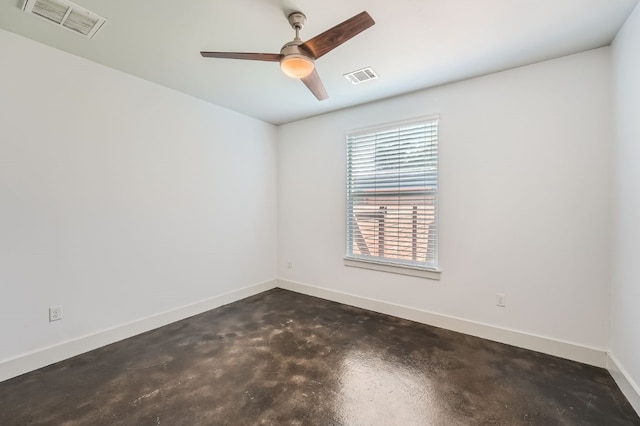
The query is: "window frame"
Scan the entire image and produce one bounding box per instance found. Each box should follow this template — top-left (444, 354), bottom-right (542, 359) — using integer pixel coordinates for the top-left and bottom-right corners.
top-left (343, 115), bottom-right (441, 280)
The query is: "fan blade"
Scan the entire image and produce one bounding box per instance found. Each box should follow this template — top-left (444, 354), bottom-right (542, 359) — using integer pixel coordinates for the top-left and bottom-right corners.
top-left (299, 11), bottom-right (375, 59)
top-left (301, 69), bottom-right (328, 101)
top-left (200, 52), bottom-right (281, 62)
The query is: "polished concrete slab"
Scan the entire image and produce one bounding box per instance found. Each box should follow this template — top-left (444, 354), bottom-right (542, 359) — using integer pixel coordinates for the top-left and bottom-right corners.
top-left (0, 288), bottom-right (638, 425)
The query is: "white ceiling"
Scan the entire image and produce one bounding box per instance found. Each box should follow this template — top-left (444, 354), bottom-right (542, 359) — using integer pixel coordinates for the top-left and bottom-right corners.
top-left (0, 0), bottom-right (638, 125)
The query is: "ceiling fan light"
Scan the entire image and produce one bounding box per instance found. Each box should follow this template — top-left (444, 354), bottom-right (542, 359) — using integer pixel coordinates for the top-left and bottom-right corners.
top-left (280, 55), bottom-right (314, 79)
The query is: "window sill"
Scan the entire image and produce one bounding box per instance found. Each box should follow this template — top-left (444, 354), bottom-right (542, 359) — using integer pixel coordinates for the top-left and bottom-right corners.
top-left (343, 257), bottom-right (441, 280)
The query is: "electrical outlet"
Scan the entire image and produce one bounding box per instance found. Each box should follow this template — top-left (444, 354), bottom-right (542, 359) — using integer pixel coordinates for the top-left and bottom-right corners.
top-left (287, 260), bottom-right (293, 269)
top-left (49, 306), bottom-right (63, 322)
top-left (496, 294), bottom-right (506, 308)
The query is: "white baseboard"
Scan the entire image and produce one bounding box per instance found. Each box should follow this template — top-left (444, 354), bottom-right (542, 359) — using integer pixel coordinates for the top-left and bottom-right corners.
top-left (277, 279), bottom-right (608, 368)
top-left (2, 278), bottom-right (619, 391)
top-left (607, 353), bottom-right (640, 415)
top-left (0, 279), bottom-right (278, 383)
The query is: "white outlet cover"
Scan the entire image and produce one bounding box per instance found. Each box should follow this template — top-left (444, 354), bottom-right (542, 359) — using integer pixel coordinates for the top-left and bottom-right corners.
top-left (49, 306), bottom-right (63, 321)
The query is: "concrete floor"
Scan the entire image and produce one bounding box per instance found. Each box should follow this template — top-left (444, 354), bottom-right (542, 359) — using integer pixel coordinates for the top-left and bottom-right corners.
top-left (0, 289), bottom-right (638, 425)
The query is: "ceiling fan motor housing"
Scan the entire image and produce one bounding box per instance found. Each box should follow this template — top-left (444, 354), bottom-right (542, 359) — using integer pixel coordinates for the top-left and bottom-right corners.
top-left (280, 40), bottom-right (311, 59)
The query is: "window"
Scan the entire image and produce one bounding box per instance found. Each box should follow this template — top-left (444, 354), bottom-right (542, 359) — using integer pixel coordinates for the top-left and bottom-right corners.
top-left (345, 116), bottom-right (439, 279)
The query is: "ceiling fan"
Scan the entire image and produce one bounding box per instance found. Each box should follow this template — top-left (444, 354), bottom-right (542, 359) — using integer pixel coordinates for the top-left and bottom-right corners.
top-left (200, 11), bottom-right (375, 101)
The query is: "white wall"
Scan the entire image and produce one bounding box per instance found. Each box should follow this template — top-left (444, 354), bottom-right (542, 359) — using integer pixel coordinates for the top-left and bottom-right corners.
top-left (278, 48), bottom-right (611, 354)
top-left (0, 29), bottom-right (278, 370)
top-left (611, 2), bottom-right (640, 407)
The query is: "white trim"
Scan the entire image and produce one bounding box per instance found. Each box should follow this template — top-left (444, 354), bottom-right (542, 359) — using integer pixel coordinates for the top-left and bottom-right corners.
top-left (607, 353), bottom-right (640, 415)
top-left (0, 279), bottom-right (278, 383)
top-left (344, 257), bottom-right (441, 280)
top-left (277, 279), bottom-right (607, 368)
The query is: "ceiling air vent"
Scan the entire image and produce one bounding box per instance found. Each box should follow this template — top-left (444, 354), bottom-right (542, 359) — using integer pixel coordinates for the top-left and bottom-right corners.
top-left (22, 0), bottom-right (106, 38)
top-left (343, 67), bottom-right (379, 85)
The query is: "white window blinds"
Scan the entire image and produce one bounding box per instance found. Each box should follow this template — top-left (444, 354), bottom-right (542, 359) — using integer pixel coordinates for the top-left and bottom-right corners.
top-left (346, 117), bottom-right (439, 270)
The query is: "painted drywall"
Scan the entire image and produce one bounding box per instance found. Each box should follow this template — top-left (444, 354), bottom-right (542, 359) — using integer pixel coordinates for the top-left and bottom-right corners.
top-left (278, 48), bottom-right (611, 351)
top-left (611, 1), bottom-right (640, 402)
top-left (0, 28), bottom-right (278, 365)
